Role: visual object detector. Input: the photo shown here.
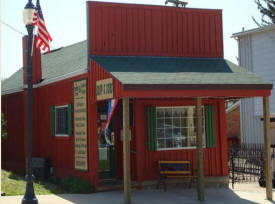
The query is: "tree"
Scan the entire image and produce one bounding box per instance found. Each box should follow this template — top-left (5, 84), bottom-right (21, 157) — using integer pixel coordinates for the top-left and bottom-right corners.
top-left (253, 0), bottom-right (275, 26)
top-left (2, 113), bottom-right (7, 140)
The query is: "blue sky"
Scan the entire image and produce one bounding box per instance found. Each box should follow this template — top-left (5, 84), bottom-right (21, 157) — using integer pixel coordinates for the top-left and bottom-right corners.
top-left (1, 0), bottom-right (262, 79)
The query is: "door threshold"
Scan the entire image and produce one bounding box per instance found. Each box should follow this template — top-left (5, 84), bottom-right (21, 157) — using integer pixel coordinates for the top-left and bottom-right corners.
top-left (98, 179), bottom-right (139, 192)
top-left (98, 179), bottom-right (123, 192)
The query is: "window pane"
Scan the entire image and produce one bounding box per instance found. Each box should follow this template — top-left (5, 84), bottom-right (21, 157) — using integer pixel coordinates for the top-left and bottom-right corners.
top-left (181, 109), bottom-right (187, 117)
top-left (157, 129), bottom-right (165, 139)
top-left (56, 106), bottom-right (68, 135)
top-left (173, 128), bottom-right (181, 137)
top-left (189, 127), bottom-right (196, 136)
top-left (190, 136), bottom-right (196, 146)
top-left (157, 118), bottom-right (164, 128)
top-left (157, 108), bottom-right (165, 118)
top-left (181, 118), bottom-right (187, 127)
top-left (173, 118), bottom-right (181, 128)
top-left (173, 107), bottom-right (182, 117)
top-left (165, 118), bottom-right (172, 126)
top-left (157, 139), bottom-right (166, 149)
top-left (187, 117), bottom-right (195, 127)
top-left (164, 108), bottom-right (172, 117)
top-left (181, 138), bottom-right (187, 147)
top-left (181, 128), bottom-right (187, 136)
top-left (166, 138), bottom-right (173, 148)
top-left (165, 128), bottom-right (172, 139)
top-left (174, 137), bottom-right (182, 148)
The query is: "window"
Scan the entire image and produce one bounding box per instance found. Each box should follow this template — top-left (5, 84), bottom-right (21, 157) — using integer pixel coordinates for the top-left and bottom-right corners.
top-left (51, 104), bottom-right (72, 136)
top-left (155, 106), bottom-right (205, 150)
top-left (55, 106), bottom-right (69, 135)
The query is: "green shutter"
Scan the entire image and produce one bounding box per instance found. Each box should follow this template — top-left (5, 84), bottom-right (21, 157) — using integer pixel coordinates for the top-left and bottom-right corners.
top-left (67, 104), bottom-right (72, 136)
top-left (205, 105), bottom-right (216, 148)
top-left (147, 106), bottom-right (156, 151)
top-left (50, 106), bottom-right (55, 136)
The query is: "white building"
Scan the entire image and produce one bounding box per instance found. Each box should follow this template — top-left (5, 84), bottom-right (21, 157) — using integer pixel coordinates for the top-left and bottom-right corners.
top-left (233, 24), bottom-right (275, 145)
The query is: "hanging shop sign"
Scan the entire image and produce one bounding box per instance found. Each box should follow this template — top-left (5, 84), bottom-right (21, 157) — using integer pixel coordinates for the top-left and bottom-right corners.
top-left (96, 78), bottom-right (113, 101)
top-left (74, 79), bottom-right (88, 171)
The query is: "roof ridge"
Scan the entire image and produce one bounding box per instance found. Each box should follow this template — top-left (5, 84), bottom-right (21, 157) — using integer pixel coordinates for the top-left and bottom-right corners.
top-left (43, 40), bottom-right (87, 56)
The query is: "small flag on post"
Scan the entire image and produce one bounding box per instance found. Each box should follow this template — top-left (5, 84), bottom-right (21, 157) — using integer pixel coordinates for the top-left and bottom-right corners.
top-left (32, 0), bottom-right (52, 53)
top-left (105, 99), bottom-right (119, 145)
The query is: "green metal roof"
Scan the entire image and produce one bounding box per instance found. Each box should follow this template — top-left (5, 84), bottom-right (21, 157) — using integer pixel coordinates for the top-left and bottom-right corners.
top-left (2, 40), bottom-right (87, 93)
top-left (91, 56), bottom-right (272, 90)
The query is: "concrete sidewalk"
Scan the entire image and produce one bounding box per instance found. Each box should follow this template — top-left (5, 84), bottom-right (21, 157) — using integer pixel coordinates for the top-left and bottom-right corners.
top-left (1, 183), bottom-right (275, 204)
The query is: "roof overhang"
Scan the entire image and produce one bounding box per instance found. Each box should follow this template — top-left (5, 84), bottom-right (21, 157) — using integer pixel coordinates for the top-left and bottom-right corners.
top-left (120, 89), bottom-right (271, 99)
top-left (123, 84), bottom-right (273, 91)
top-left (232, 24), bottom-right (275, 38)
top-left (90, 55), bottom-right (273, 99)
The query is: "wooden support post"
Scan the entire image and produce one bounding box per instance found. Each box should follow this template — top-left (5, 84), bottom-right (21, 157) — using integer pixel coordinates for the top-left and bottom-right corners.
top-left (263, 96), bottom-right (272, 200)
top-left (196, 97), bottom-right (205, 201)
top-left (123, 97), bottom-right (131, 203)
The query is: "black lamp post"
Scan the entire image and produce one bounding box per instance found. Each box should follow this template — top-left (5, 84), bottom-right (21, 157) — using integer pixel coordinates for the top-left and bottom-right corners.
top-left (22, 0), bottom-right (38, 203)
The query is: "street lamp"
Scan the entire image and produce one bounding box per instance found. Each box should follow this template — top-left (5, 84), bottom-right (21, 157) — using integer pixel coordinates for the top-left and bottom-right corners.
top-left (22, 1), bottom-right (38, 203)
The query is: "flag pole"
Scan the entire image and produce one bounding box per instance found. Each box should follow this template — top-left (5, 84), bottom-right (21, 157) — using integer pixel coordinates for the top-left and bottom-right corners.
top-left (31, 33), bottom-right (35, 56)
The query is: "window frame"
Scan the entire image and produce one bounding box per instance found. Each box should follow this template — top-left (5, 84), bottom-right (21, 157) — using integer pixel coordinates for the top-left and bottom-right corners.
top-left (155, 106), bottom-right (206, 151)
top-left (55, 105), bottom-right (69, 137)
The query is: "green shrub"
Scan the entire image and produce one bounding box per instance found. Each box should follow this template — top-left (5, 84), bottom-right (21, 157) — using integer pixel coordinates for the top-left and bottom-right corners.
top-left (59, 176), bottom-right (94, 194)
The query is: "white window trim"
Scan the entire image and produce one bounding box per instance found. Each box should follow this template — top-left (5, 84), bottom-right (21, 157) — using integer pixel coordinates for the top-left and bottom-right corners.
top-left (155, 106), bottom-right (206, 151)
top-left (55, 105), bottom-right (69, 137)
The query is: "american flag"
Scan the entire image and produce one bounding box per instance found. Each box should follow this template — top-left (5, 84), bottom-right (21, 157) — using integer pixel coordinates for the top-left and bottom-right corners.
top-left (32, 0), bottom-right (52, 53)
top-left (105, 99), bottom-right (119, 145)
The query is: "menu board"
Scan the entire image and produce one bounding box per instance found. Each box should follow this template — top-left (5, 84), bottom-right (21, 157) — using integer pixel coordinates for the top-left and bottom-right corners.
top-left (74, 79), bottom-right (88, 171)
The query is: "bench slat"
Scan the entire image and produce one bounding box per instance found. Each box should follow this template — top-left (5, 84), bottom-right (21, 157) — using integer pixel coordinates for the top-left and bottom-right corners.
top-left (160, 170), bottom-right (191, 174)
top-left (159, 161), bottom-right (191, 164)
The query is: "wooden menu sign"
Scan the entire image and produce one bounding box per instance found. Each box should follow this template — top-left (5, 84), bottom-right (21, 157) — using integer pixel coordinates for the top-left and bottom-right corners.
top-left (74, 79), bottom-right (88, 171)
top-left (96, 78), bottom-right (113, 101)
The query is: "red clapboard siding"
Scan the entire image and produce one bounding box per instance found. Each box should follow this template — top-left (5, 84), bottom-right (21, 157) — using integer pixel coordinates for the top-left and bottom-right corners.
top-left (1, 92), bottom-right (26, 174)
top-left (114, 102), bottom-right (138, 181)
top-left (89, 59), bottom-right (124, 103)
top-left (88, 1), bottom-right (223, 58)
top-left (32, 73), bottom-right (95, 182)
top-left (133, 98), bottom-right (227, 181)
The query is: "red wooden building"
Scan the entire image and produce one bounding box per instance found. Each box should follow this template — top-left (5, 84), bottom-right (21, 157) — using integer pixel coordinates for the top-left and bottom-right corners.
top-left (2, 1), bottom-right (273, 197)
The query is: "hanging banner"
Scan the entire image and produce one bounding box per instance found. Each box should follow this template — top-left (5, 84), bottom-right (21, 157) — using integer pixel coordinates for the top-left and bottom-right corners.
top-left (96, 78), bottom-right (113, 101)
top-left (74, 79), bottom-right (88, 171)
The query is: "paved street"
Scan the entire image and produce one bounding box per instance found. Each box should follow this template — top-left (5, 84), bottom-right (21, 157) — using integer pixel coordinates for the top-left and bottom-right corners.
top-left (1, 183), bottom-right (275, 204)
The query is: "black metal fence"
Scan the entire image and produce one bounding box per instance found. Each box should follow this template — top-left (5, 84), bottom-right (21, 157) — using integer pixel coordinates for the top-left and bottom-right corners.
top-left (227, 144), bottom-right (273, 188)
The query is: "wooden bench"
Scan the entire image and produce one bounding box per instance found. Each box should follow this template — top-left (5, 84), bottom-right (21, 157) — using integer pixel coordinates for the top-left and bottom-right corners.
top-left (156, 160), bottom-right (197, 191)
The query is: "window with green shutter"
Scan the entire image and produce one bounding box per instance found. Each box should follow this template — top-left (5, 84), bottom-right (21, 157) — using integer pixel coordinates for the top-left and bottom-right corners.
top-left (147, 105), bottom-right (216, 150)
top-left (51, 104), bottom-right (72, 137)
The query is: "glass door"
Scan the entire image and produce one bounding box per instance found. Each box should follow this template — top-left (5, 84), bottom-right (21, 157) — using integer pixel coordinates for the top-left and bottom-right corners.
top-left (98, 109), bottom-right (116, 179)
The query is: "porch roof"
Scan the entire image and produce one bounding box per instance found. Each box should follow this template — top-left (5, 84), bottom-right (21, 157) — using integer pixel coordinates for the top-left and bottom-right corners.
top-left (91, 56), bottom-right (273, 91)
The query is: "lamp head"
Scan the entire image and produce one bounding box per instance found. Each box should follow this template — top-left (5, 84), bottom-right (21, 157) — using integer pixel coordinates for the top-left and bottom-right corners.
top-left (23, 1), bottom-right (35, 26)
